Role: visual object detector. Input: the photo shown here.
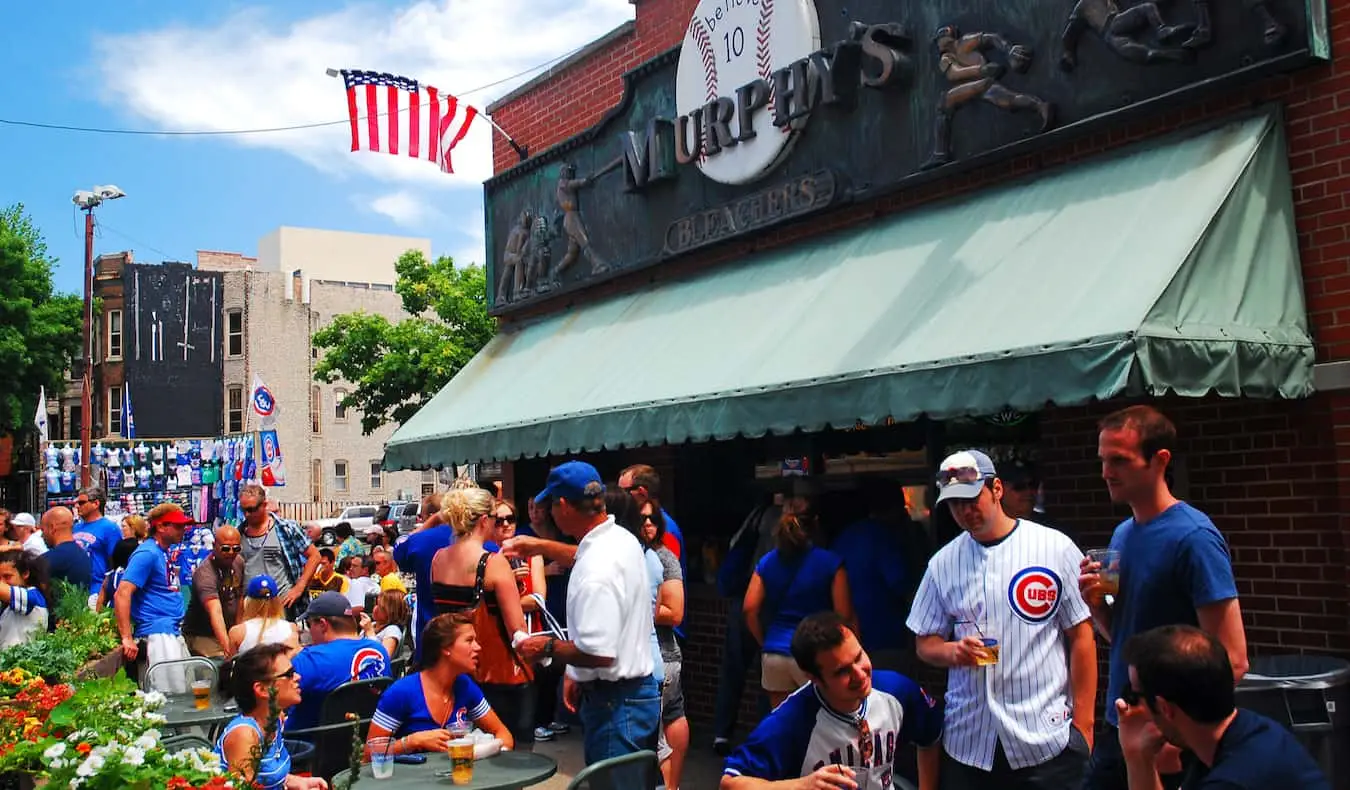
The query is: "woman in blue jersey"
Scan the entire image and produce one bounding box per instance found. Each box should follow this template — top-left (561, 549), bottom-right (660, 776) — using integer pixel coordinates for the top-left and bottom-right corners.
top-left (215, 642), bottom-right (327, 790)
top-left (0, 549), bottom-right (50, 648)
top-left (744, 496), bottom-right (857, 708)
top-left (366, 613), bottom-right (514, 755)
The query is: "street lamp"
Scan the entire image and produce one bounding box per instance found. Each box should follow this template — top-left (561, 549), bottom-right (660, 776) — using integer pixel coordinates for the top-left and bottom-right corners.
top-left (71, 185), bottom-right (126, 488)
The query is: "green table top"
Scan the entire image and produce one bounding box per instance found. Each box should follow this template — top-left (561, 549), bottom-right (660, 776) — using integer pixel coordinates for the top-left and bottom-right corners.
top-left (159, 693), bottom-right (237, 729)
top-left (332, 750), bottom-right (557, 789)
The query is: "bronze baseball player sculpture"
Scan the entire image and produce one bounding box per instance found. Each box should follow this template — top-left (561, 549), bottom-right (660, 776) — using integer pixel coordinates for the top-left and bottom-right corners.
top-left (1185, 0), bottom-right (1286, 49)
top-left (921, 26), bottom-right (1053, 171)
top-left (551, 162), bottom-right (616, 283)
top-left (1059, 0), bottom-right (1195, 71)
top-left (496, 209), bottom-right (533, 304)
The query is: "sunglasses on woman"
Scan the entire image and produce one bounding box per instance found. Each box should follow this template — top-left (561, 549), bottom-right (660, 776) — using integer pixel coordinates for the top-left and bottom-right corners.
top-left (269, 666), bottom-right (298, 681)
top-left (495, 515), bottom-right (516, 526)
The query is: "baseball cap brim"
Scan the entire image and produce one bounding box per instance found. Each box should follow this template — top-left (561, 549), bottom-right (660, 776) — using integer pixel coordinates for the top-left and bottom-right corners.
top-left (936, 481), bottom-right (987, 504)
top-left (154, 510), bottom-right (194, 526)
top-left (532, 488), bottom-right (551, 505)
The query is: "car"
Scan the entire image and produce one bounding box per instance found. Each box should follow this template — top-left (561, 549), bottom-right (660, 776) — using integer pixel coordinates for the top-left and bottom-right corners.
top-left (310, 505), bottom-right (379, 547)
top-left (374, 501), bottom-right (418, 538)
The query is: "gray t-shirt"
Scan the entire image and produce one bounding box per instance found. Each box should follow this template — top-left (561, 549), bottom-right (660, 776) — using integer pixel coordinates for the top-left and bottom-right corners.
top-left (242, 526), bottom-right (292, 596)
top-left (654, 546), bottom-right (683, 662)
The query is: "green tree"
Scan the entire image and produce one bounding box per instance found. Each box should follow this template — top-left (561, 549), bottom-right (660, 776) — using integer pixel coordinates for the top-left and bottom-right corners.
top-left (0, 204), bottom-right (82, 434)
top-left (312, 250), bottom-right (494, 435)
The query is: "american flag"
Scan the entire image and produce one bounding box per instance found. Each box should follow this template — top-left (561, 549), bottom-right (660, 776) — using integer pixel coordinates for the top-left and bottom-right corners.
top-left (340, 69), bottom-right (480, 174)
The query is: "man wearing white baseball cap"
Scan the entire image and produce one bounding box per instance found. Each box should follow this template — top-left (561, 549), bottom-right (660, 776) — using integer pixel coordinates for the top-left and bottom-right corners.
top-left (9, 513), bottom-right (46, 556)
top-left (907, 449), bottom-right (1097, 789)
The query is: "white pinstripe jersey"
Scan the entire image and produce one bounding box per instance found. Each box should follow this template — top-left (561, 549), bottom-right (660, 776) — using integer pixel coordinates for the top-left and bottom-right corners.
top-left (905, 519), bottom-right (1090, 771)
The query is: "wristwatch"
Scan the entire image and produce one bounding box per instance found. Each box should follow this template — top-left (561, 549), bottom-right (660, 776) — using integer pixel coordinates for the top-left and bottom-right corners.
top-left (544, 637), bottom-right (557, 658)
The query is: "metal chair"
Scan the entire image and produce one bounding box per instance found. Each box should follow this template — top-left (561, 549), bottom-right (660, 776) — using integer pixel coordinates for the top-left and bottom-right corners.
top-left (160, 733), bottom-right (213, 754)
top-left (286, 677), bottom-right (392, 781)
top-left (565, 750), bottom-right (661, 790)
top-left (142, 656), bottom-right (218, 694)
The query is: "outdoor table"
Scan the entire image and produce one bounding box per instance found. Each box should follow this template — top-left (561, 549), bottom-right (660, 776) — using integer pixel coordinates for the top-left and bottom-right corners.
top-left (332, 750), bottom-right (558, 789)
top-left (159, 692), bottom-right (238, 732)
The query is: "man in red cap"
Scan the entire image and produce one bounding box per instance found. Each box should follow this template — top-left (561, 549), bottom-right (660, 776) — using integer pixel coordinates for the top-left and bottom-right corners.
top-left (115, 502), bottom-right (192, 685)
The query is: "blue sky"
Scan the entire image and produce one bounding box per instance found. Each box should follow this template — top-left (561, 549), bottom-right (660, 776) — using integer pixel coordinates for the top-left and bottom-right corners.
top-left (0, 0), bottom-right (635, 296)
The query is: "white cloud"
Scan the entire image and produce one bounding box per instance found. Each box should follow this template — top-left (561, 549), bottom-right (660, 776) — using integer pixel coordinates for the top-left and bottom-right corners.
top-left (450, 207), bottom-right (487, 268)
top-left (94, 0), bottom-right (635, 191)
top-left (368, 191), bottom-right (440, 228)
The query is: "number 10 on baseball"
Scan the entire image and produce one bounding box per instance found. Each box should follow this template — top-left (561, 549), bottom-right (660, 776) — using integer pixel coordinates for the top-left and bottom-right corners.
top-left (723, 27), bottom-right (744, 62)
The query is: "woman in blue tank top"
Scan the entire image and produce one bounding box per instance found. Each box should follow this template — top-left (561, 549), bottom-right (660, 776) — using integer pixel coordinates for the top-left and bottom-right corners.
top-left (743, 496), bottom-right (857, 708)
top-left (215, 642), bottom-right (326, 790)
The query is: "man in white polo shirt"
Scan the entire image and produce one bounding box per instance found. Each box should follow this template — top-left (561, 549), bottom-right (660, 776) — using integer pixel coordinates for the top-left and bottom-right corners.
top-left (516, 461), bottom-right (659, 770)
top-left (907, 449), bottom-right (1097, 789)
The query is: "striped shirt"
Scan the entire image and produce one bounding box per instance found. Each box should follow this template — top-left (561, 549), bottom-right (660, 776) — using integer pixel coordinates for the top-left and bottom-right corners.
top-left (906, 519), bottom-right (1089, 771)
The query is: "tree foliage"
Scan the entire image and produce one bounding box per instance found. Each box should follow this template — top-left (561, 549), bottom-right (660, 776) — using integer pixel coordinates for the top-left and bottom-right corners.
top-left (0, 204), bottom-right (82, 435)
top-left (312, 250), bottom-right (494, 435)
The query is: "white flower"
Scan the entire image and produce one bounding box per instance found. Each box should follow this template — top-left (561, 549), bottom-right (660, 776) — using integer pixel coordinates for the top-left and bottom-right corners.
top-left (122, 746), bottom-right (145, 766)
top-left (43, 743), bottom-right (67, 760)
top-left (138, 690), bottom-right (167, 707)
top-left (76, 754), bottom-right (105, 777)
top-left (145, 712), bottom-right (167, 725)
top-left (50, 758), bottom-right (67, 769)
top-left (133, 732), bottom-right (158, 751)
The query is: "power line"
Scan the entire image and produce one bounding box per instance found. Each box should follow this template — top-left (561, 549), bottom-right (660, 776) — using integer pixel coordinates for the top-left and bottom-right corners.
top-left (0, 42), bottom-right (592, 138)
top-left (95, 219), bottom-right (182, 263)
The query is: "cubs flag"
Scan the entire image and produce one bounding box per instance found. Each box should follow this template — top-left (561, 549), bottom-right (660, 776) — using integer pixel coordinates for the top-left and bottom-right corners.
top-left (122, 385), bottom-right (136, 440)
top-left (339, 69), bottom-right (479, 174)
top-left (250, 374), bottom-right (279, 430)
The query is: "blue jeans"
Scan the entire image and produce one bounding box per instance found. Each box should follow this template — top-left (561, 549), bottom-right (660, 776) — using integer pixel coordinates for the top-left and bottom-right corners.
top-left (578, 675), bottom-right (660, 767)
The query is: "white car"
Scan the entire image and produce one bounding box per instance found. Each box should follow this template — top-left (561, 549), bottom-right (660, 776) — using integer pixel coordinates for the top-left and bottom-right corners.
top-left (309, 505), bottom-right (379, 547)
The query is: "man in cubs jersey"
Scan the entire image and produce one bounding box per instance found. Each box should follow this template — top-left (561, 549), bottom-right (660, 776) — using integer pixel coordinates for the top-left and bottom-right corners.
top-left (723, 612), bottom-right (942, 790)
top-left (288, 591), bottom-right (391, 730)
top-left (907, 450), bottom-right (1097, 789)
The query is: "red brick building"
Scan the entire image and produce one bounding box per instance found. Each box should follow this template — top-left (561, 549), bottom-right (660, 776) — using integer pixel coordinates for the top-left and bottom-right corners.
top-left (391, 0), bottom-right (1350, 730)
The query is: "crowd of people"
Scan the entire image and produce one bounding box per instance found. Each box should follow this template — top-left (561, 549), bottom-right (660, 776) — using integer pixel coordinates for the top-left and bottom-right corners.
top-left (0, 404), bottom-right (1335, 789)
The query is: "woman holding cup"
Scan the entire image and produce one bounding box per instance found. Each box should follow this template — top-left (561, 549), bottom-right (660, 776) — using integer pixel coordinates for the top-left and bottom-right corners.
top-left (366, 613), bottom-right (514, 758)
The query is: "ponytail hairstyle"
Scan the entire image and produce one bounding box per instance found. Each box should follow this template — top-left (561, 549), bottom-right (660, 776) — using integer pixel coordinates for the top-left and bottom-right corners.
top-left (421, 612), bottom-right (476, 668)
top-left (440, 487), bottom-right (496, 538)
top-left (218, 642), bottom-right (290, 709)
top-left (774, 496), bottom-right (815, 558)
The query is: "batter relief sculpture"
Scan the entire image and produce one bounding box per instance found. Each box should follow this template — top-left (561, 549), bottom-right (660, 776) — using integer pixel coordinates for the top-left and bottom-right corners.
top-left (921, 25), bottom-right (1053, 171)
top-left (1059, 0), bottom-right (1196, 70)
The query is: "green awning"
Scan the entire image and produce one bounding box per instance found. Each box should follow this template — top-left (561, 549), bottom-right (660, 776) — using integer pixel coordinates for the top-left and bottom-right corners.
top-left (385, 111), bottom-right (1313, 468)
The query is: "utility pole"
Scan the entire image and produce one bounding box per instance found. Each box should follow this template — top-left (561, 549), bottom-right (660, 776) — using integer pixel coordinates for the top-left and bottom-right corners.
top-left (71, 186), bottom-right (126, 488)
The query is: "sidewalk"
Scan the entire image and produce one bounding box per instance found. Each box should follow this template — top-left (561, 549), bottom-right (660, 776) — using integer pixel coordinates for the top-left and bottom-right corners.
top-left (529, 724), bottom-right (726, 789)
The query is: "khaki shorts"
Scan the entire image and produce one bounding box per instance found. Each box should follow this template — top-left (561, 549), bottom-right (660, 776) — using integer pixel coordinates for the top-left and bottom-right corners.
top-left (760, 652), bottom-right (811, 693)
top-left (187, 634), bottom-right (226, 658)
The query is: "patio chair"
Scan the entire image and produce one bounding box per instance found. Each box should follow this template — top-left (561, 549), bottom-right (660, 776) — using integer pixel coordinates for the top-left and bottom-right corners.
top-left (286, 677), bottom-right (392, 781)
top-left (566, 750), bottom-right (660, 790)
top-left (142, 656), bottom-right (218, 695)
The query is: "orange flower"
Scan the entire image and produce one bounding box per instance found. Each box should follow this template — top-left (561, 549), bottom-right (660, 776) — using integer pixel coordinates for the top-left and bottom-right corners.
top-left (75, 742), bottom-right (91, 755)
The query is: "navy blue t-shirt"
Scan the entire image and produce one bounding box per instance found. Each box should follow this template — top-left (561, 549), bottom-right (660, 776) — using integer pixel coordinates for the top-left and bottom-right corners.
top-left (44, 541), bottom-right (93, 593)
top-left (724, 670), bottom-right (942, 785)
top-left (830, 519), bottom-right (909, 653)
top-left (1181, 709), bottom-right (1328, 789)
top-left (1106, 502), bottom-right (1238, 725)
top-left (393, 524), bottom-right (453, 662)
top-left (755, 547), bottom-right (843, 655)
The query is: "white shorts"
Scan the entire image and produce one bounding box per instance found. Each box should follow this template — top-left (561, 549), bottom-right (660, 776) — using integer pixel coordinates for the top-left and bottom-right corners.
top-left (760, 652), bottom-right (811, 693)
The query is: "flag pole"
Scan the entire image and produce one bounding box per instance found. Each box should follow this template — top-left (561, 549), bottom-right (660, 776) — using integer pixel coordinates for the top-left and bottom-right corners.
top-left (326, 68), bottom-right (528, 162)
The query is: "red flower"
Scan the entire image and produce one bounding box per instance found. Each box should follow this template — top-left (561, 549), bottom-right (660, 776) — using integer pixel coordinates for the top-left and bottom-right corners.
top-left (75, 742), bottom-right (91, 755)
top-left (166, 777), bottom-right (193, 790)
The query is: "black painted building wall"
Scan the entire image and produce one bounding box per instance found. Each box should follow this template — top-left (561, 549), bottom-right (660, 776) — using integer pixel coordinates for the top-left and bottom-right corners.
top-left (122, 263), bottom-right (224, 438)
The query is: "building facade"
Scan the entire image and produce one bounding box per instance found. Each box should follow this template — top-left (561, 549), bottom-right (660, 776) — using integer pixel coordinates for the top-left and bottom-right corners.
top-left (201, 227), bottom-right (432, 505)
top-left (388, 0), bottom-right (1350, 731)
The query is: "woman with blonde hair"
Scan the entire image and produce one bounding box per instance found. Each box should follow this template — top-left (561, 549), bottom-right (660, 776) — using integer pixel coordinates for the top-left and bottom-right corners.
top-left (430, 487), bottom-right (534, 749)
top-left (228, 574), bottom-right (300, 654)
top-left (743, 496), bottom-right (856, 708)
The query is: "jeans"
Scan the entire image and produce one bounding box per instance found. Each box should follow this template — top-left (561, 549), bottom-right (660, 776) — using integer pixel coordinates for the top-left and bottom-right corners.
top-left (713, 599), bottom-right (762, 740)
top-left (942, 728), bottom-right (1090, 790)
top-left (578, 675), bottom-right (660, 769)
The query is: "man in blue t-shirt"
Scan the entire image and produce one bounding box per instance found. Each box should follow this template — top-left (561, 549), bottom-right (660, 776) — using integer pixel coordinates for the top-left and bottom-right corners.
top-left (72, 487), bottom-right (123, 593)
top-left (722, 612), bottom-right (942, 790)
top-left (392, 495), bottom-right (453, 663)
top-left (1117, 625), bottom-right (1328, 790)
top-left (116, 503), bottom-right (190, 671)
top-left (1080, 406), bottom-right (1249, 790)
top-left (289, 591), bottom-right (391, 731)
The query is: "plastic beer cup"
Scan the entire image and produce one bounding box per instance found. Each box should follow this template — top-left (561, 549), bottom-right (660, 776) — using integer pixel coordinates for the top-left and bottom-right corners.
top-left (1087, 549), bottom-right (1122, 596)
top-left (191, 680), bottom-right (211, 710)
top-left (448, 738), bottom-right (474, 785)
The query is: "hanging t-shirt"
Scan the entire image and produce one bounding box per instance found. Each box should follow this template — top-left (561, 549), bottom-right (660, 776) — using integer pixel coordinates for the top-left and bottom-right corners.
top-left (371, 673), bottom-right (490, 737)
top-left (45, 470), bottom-right (61, 494)
top-left (134, 443), bottom-right (149, 464)
top-left (151, 444), bottom-right (164, 461)
top-left (136, 468), bottom-right (152, 489)
top-left (59, 470), bottom-right (76, 493)
top-left (0, 586), bottom-right (49, 649)
top-left (106, 468), bottom-right (123, 491)
top-left (122, 540), bottom-right (185, 638)
top-left (44, 446), bottom-right (59, 469)
top-left (59, 446), bottom-right (76, 468)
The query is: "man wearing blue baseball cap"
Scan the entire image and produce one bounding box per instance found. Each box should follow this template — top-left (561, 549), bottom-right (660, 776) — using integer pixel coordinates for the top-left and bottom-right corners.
top-left (514, 461), bottom-right (660, 772)
top-left (907, 449), bottom-right (1097, 789)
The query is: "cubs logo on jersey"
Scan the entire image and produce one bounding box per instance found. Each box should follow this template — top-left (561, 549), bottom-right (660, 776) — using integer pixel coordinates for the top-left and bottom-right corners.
top-left (1007, 566), bottom-right (1061, 624)
top-left (350, 646), bottom-right (387, 681)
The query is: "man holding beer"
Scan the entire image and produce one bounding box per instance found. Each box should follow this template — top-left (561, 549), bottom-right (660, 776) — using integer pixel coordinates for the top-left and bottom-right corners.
top-left (1079, 406), bottom-right (1248, 790)
top-left (908, 450), bottom-right (1097, 788)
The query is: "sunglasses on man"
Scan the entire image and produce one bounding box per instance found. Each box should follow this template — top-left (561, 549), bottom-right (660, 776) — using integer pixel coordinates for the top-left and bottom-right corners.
top-left (936, 465), bottom-right (987, 487)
